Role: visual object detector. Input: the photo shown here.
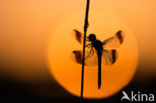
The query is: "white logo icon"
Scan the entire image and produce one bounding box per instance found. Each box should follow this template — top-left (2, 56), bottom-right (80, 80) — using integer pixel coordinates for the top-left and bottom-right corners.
top-left (121, 91), bottom-right (154, 102)
top-left (121, 91), bottom-right (131, 101)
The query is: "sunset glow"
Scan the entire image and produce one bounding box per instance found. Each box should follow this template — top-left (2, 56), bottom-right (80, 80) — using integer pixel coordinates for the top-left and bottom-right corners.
top-left (47, 12), bottom-right (138, 98)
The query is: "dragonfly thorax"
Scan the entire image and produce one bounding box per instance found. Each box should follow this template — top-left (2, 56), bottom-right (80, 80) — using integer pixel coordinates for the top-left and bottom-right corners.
top-left (88, 34), bottom-right (103, 51)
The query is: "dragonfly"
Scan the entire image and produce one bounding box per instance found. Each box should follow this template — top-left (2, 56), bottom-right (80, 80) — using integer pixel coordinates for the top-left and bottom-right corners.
top-left (71, 29), bottom-right (125, 89)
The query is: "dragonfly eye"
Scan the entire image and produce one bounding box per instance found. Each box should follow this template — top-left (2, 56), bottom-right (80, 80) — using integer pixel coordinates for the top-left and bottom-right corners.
top-left (88, 34), bottom-right (96, 41)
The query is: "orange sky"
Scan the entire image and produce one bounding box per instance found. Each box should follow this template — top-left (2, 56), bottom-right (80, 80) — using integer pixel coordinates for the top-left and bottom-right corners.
top-left (0, 0), bottom-right (156, 83)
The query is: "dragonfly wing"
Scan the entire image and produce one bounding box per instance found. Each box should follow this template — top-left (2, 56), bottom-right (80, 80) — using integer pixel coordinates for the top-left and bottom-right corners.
top-left (85, 49), bottom-right (98, 66)
top-left (71, 50), bottom-right (82, 64)
top-left (102, 49), bottom-right (118, 65)
top-left (70, 50), bottom-right (98, 66)
top-left (72, 29), bottom-right (89, 45)
top-left (103, 30), bottom-right (125, 49)
top-left (72, 29), bottom-right (83, 44)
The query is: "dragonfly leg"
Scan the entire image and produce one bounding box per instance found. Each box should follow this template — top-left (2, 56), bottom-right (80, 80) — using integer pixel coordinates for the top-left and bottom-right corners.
top-left (90, 47), bottom-right (94, 57)
top-left (85, 43), bottom-right (92, 48)
top-left (85, 46), bottom-right (94, 59)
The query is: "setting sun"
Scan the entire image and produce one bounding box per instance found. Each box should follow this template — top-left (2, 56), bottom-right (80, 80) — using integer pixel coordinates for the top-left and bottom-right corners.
top-left (47, 11), bottom-right (138, 98)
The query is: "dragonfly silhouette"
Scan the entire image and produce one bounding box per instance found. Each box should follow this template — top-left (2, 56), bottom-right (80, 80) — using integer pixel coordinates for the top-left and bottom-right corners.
top-left (71, 29), bottom-right (125, 89)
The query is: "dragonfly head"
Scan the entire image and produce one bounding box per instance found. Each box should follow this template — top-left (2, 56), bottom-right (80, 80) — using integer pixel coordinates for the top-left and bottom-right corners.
top-left (88, 34), bottom-right (96, 41)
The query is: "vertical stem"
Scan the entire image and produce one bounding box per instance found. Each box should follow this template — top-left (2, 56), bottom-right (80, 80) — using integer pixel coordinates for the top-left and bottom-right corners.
top-left (80, 0), bottom-right (90, 101)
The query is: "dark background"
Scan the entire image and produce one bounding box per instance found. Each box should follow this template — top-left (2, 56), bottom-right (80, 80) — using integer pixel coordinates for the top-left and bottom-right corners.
top-left (0, 65), bottom-right (156, 103)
